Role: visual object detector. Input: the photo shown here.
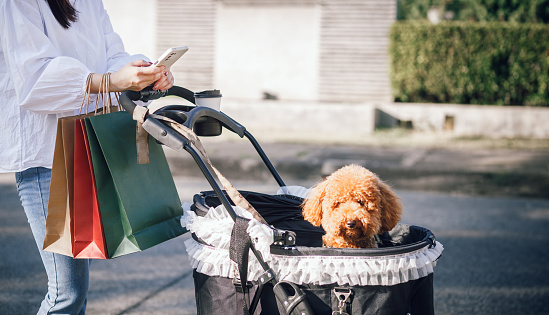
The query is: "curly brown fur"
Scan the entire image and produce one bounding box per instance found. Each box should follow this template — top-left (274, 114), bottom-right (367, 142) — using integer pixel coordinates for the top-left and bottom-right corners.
top-left (302, 164), bottom-right (402, 248)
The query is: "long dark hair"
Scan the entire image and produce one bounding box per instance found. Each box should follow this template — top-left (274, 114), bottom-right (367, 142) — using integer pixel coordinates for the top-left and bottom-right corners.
top-left (47, 0), bottom-right (78, 29)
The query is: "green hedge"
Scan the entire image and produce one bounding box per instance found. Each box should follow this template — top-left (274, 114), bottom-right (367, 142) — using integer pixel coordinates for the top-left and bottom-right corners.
top-left (390, 22), bottom-right (549, 106)
top-left (397, 0), bottom-right (549, 23)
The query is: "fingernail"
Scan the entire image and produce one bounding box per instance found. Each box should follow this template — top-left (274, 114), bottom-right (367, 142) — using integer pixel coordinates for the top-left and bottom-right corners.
top-left (164, 71), bottom-right (168, 76)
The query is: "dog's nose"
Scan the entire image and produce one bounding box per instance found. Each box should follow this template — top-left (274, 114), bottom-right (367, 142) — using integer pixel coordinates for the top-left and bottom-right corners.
top-left (346, 220), bottom-right (357, 229)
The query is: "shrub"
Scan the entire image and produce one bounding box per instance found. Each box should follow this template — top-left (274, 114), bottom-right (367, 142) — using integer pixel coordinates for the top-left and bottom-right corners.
top-left (397, 0), bottom-right (549, 23)
top-left (390, 21), bottom-right (549, 106)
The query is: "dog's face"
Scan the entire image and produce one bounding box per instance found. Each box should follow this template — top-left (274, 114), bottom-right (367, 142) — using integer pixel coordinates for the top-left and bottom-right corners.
top-left (302, 165), bottom-right (402, 248)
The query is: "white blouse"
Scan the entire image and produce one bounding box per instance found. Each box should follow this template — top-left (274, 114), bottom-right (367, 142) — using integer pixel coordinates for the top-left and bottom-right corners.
top-left (0, 0), bottom-right (147, 173)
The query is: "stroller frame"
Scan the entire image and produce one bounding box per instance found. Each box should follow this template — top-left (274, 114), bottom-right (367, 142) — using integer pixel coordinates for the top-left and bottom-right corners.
top-left (121, 86), bottom-right (313, 314)
top-left (120, 87), bottom-right (441, 315)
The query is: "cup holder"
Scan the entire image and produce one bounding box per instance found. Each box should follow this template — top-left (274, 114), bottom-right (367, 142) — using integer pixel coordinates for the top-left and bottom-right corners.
top-left (195, 117), bottom-right (222, 136)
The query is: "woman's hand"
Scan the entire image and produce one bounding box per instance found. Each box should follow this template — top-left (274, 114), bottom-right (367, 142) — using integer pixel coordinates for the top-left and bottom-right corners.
top-left (91, 60), bottom-right (174, 93)
top-left (152, 68), bottom-right (174, 91)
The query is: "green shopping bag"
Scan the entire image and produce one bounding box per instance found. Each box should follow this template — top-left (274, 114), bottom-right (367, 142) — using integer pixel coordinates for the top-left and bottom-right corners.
top-left (84, 111), bottom-right (186, 258)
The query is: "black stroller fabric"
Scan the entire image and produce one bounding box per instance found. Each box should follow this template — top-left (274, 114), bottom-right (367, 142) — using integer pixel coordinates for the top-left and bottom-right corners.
top-left (189, 190), bottom-right (439, 315)
top-left (193, 271), bottom-right (433, 315)
top-left (192, 190), bottom-right (325, 247)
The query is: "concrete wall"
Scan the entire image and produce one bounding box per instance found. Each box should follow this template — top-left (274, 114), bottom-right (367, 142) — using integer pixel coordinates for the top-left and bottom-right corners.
top-left (220, 101), bottom-right (549, 142)
top-left (151, 95), bottom-right (549, 143)
top-left (378, 103), bottom-right (549, 139)
top-left (220, 99), bottom-right (376, 143)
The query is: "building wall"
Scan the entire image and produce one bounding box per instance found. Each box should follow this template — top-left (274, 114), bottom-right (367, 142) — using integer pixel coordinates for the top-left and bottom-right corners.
top-left (156, 0), bottom-right (217, 92)
top-left (215, 4), bottom-right (321, 100)
top-left (103, 0), bottom-right (157, 61)
top-left (104, 0), bottom-right (396, 102)
top-left (319, 1), bottom-right (396, 103)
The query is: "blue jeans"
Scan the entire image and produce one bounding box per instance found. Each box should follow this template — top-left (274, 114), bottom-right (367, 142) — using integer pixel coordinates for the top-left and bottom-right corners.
top-left (16, 167), bottom-right (89, 315)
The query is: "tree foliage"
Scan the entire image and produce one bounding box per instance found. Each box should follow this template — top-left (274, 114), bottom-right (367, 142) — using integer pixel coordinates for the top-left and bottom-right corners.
top-left (397, 0), bottom-right (549, 23)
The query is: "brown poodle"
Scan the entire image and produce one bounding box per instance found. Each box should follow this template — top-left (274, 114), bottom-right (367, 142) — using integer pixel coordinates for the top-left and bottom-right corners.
top-left (302, 164), bottom-right (402, 248)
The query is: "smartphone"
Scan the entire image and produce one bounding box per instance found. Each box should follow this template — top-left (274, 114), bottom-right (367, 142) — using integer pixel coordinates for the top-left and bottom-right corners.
top-left (152, 46), bottom-right (189, 69)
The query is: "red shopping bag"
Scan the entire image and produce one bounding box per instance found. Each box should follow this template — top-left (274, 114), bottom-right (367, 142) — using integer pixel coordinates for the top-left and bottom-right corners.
top-left (72, 119), bottom-right (108, 259)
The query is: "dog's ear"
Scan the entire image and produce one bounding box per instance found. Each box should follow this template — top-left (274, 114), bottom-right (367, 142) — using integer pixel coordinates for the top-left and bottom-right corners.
top-left (302, 180), bottom-right (328, 226)
top-left (378, 181), bottom-right (403, 233)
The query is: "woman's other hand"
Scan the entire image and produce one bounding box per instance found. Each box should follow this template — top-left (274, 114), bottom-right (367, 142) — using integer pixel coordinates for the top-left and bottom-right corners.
top-left (105, 60), bottom-right (173, 92)
top-left (152, 69), bottom-right (174, 91)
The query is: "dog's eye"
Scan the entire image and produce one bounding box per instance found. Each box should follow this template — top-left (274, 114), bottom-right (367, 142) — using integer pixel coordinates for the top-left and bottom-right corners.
top-left (358, 201), bottom-right (365, 207)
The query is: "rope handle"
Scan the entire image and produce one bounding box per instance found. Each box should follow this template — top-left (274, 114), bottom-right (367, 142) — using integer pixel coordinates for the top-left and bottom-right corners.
top-left (78, 73), bottom-right (122, 116)
top-left (77, 73), bottom-right (147, 164)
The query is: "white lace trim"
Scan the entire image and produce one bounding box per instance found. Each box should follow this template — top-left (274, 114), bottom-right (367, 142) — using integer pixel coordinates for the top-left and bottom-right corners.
top-left (270, 243), bottom-right (443, 286)
top-left (180, 202), bottom-right (275, 279)
top-left (181, 188), bottom-right (444, 286)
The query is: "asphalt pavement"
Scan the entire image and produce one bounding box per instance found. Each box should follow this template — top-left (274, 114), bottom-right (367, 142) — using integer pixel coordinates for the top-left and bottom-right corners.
top-left (1, 138), bottom-right (549, 314)
top-left (164, 137), bottom-right (549, 199)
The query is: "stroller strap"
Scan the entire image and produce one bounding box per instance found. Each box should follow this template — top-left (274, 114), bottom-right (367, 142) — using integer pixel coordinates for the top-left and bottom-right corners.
top-left (161, 115), bottom-right (268, 226)
top-left (230, 216), bottom-right (253, 315)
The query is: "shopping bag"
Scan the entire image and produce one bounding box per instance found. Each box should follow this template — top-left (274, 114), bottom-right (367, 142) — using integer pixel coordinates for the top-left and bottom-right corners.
top-left (85, 111), bottom-right (186, 259)
top-left (43, 73), bottom-right (117, 257)
top-left (43, 117), bottom-right (78, 256)
top-left (72, 119), bottom-right (108, 259)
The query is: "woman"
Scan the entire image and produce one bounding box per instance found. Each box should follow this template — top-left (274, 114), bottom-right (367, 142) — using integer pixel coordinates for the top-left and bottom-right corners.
top-left (0, 0), bottom-right (174, 313)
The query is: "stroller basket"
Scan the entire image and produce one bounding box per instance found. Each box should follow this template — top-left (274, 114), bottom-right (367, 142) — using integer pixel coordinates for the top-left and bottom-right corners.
top-left (119, 87), bottom-right (443, 315)
top-left (184, 190), bottom-right (442, 315)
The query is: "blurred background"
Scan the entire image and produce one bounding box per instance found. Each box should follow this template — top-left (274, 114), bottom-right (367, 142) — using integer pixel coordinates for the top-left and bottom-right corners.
top-left (104, 0), bottom-right (549, 145)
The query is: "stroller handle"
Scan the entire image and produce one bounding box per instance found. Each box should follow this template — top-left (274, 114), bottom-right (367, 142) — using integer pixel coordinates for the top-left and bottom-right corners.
top-left (119, 86), bottom-right (195, 115)
top-left (120, 86), bottom-right (247, 138)
top-left (119, 85), bottom-right (285, 187)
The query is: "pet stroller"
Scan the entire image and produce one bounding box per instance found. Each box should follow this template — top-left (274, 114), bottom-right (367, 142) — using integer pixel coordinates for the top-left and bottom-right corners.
top-left (120, 87), bottom-right (444, 315)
